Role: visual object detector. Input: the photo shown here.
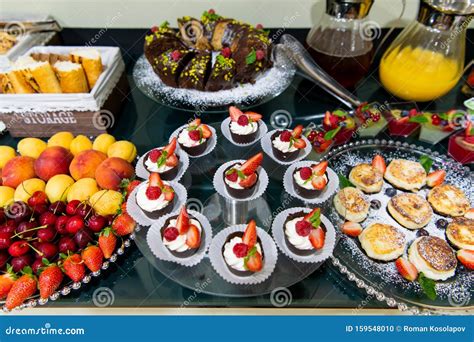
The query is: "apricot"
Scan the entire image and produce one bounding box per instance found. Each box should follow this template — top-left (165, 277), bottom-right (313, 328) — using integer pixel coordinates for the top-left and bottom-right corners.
top-left (0, 146), bottom-right (16, 169)
top-left (69, 149), bottom-right (107, 181)
top-left (14, 178), bottom-right (46, 202)
top-left (0, 186), bottom-right (15, 207)
top-left (70, 135), bottom-right (93, 156)
top-left (34, 146), bottom-right (73, 181)
top-left (107, 140), bottom-right (137, 163)
top-left (45, 174), bottom-right (75, 203)
top-left (89, 190), bottom-right (122, 216)
top-left (67, 178), bottom-right (100, 202)
top-left (47, 131), bottom-right (74, 149)
top-left (92, 133), bottom-right (116, 154)
top-left (17, 138), bottom-right (47, 159)
top-left (2, 156), bottom-right (36, 188)
top-left (95, 157), bottom-right (134, 191)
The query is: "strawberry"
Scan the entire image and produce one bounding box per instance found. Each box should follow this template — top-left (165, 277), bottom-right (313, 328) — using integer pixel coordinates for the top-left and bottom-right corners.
top-left (240, 152), bottom-right (263, 176)
top-left (341, 221), bottom-right (363, 237)
top-left (323, 111), bottom-right (338, 130)
top-left (162, 185), bottom-right (175, 201)
top-left (309, 227), bottom-right (325, 249)
top-left (165, 153), bottom-right (179, 167)
top-left (98, 227), bottom-right (117, 259)
top-left (398, 116), bottom-right (410, 124)
top-left (61, 254), bottom-right (85, 283)
top-left (163, 137), bottom-right (177, 156)
top-left (5, 267), bottom-right (37, 310)
top-left (395, 257), bottom-right (418, 281)
top-left (0, 266), bottom-right (16, 299)
top-left (200, 124), bottom-right (212, 139)
top-left (465, 208), bottom-right (474, 220)
top-left (292, 125), bottom-right (304, 138)
top-left (176, 206), bottom-right (190, 234)
top-left (426, 169), bottom-right (446, 187)
top-left (244, 249), bottom-right (263, 272)
top-left (38, 263), bottom-right (64, 299)
top-left (229, 106), bottom-right (244, 122)
top-left (81, 245), bottom-right (103, 273)
top-left (372, 155), bottom-right (386, 174)
top-left (149, 172), bottom-right (164, 188)
top-left (244, 111), bottom-right (262, 121)
top-left (186, 224), bottom-right (201, 249)
top-left (293, 138), bottom-right (307, 149)
top-left (189, 118), bottom-right (201, 127)
top-left (112, 212), bottom-right (136, 236)
top-left (242, 219), bottom-right (257, 247)
top-left (311, 175), bottom-right (327, 190)
top-left (239, 173), bottom-right (257, 188)
top-left (465, 121), bottom-right (473, 137)
top-left (122, 179), bottom-right (141, 198)
top-left (304, 208), bottom-right (321, 222)
top-left (457, 249), bottom-right (474, 270)
top-left (312, 161), bottom-right (328, 176)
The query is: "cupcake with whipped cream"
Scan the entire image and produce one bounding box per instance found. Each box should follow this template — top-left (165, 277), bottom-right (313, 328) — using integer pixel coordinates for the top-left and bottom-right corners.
top-left (271, 125), bottom-right (307, 161)
top-left (143, 137), bottom-right (180, 180)
top-left (292, 161), bottom-right (329, 199)
top-left (228, 106), bottom-right (262, 144)
top-left (135, 172), bottom-right (175, 219)
top-left (223, 152), bottom-right (263, 199)
top-left (177, 118), bottom-right (213, 156)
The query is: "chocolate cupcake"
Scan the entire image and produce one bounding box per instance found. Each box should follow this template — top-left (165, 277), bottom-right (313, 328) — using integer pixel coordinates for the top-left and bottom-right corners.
top-left (271, 130), bottom-right (303, 162)
top-left (228, 106), bottom-right (262, 144)
top-left (143, 148), bottom-right (180, 181)
top-left (135, 173), bottom-right (176, 220)
top-left (223, 163), bottom-right (259, 199)
top-left (292, 167), bottom-right (329, 199)
top-left (283, 209), bottom-right (326, 257)
top-left (177, 118), bottom-right (213, 156)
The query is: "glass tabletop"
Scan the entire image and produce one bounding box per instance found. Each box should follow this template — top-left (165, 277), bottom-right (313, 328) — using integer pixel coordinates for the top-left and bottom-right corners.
top-left (0, 28), bottom-right (472, 309)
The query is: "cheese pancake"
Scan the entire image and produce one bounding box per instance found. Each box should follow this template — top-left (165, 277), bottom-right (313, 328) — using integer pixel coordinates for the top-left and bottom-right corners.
top-left (384, 159), bottom-right (426, 191)
top-left (359, 223), bottom-right (406, 261)
top-left (388, 193), bottom-right (433, 229)
top-left (428, 184), bottom-right (470, 217)
top-left (446, 217), bottom-right (474, 250)
top-left (349, 163), bottom-right (383, 193)
top-left (333, 187), bottom-right (370, 223)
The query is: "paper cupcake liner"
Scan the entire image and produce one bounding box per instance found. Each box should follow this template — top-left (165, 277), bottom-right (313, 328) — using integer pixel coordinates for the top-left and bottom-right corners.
top-left (261, 129), bottom-right (312, 165)
top-left (146, 210), bottom-right (212, 267)
top-left (170, 124), bottom-right (217, 158)
top-left (220, 117), bottom-right (268, 147)
top-left (135, 148), bottom-right (189, 182)
top-left (209, 225), bottom-right (278, 285)
top-left (126, 182), bottom-right (188, 227)
top-left (212, 159), bottom-right (269, 202)
top-left (283, 161), bottom-right (339, 204)
top-left (271, 207), bottom-right (336, 263)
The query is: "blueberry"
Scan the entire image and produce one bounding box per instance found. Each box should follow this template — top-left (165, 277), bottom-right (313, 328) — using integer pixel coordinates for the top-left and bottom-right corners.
top-left (416, 229), bottom-right (429, 237)
top-left (385, 188), bottom-right (397, 197)
top-left (436, 218), bottom-right (448, 229)
top-left (370, 199), bottom-right (381, 210)
top-left (441, 120), bottom-right (448, 126)
top-left (401, 110), bottom-right (409, 117)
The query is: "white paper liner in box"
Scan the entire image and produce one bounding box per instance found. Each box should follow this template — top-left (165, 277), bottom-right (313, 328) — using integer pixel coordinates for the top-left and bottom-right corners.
top-left (271, 207), bottom-right (336, 264)
top-left (283, 161), bottom-right (339, 204)
top-left (213, 160), bottom-right (269, 202)
top-left (135, 148), bottom-right (189, 182)
top-left (169, 124), bottom-right (217, 158)
top-left (220, 117), bottom-right (268, 147)
top-left (126, 182), bottom-right (187, 227)
top-left (0, 45), bottom-right (125, 113)
top-left (146, 210), bottom-right (212, 267)
top-left (260, 129), bottom-right (312, 165)
top-left (209, 225), bottom-right (278, 285)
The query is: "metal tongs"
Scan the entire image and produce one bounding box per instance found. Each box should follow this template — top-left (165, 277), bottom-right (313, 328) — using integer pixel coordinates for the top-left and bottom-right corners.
top-left (0, 19), bottom-right (62, 34)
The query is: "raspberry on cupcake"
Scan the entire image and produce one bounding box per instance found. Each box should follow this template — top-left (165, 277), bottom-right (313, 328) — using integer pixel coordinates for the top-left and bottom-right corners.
top-left (284, 208), bottom-right (326, 256)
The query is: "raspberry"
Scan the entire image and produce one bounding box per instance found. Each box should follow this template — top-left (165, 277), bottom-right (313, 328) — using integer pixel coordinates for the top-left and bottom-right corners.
top-left (150, 26), bottom-right (158, 33)
top-left (237, 115), bottom-right (249, 126)
top-left (225, 170), bottom-right (238, 182)
top-left (256, 50), bottom-right (265, 61)
top-left (171, 50), bottom-right (182, 62)
top-left (221, 47), bottom-right (231, 58)
top-left (208, 8), bottom-right (215, 14)
top-left (307, 131), bottom-right (317, 142)
top-left (233, 243), bottom-right (249, 258)
top-left (372, 113), bottom-right (381, 122)
top-left (163, 227), bottom-right (179, 241)
top-left (256, 24), bottom-right (263, 30)
top-left (145, 186), bottom-right (162, 200)
top-left (279, 130), bottom-right (291, 142)
top-left (299, 167), bottom-right (313, 180)
top-left (148, 149), bottom-right (162, 162)
top-left (409, 109), bottom-right (418, 117)
top-left (431, 115), bottom-right (441, 126)
top-left (295, 220), bottom-right (312, 237)
top-left (188, 130), bottom-right (201, 141)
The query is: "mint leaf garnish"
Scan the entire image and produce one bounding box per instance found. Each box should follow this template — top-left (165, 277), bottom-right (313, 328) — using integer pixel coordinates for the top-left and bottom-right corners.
top-left (308, 208), bottom-right (321, 228)
top-left (243, 246), bottom-right (257, 270)
top-left (236, 170), bottom-right (246, 180)
top-left (324, 126), bottom-right (341, 141)
top-left (245, 49), bottom-right (256, 65)
top-left (409, 115), bottom-right (429, 123)
top-left (156, 150), bottom-right (168, 168)
top-left (332, 109), bottom-right (348, 117)
top-left (418, 272), bottom-right (437, 300)
top-left (419, 155), bottom-right (433, 174)
top-left (338, 174), bottom-right (354, 189)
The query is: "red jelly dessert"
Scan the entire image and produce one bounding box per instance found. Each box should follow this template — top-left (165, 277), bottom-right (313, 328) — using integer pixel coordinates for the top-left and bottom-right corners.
top-left (448, 121), bottom-right (474, 164)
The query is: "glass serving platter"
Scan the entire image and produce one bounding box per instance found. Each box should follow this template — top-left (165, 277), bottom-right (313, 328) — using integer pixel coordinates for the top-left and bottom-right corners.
top-left (326, 139), bottom-right (474, 314)
top-left (132, 45), bottom-right (296, 113)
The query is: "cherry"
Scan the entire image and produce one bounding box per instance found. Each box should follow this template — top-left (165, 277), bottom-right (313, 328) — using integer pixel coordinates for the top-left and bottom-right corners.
top-left (33, 204), bottom-right (49, 215)
top-left (0, 232), bottom-right (12, 249)
top-left (77, 204), bottom-right (93, 219)
top-left (8, 241), bottom-right (30, 257)
top-left (32, 258), bottom-right (47, 274)
top-left (307, 131), bottom-right (317, 142)
top-left (74, 229), bottom-right (93, 249)
top-left (49, 201), bottom-right (66, 215)
top-left (37, 227), bottom-right (56, 242)
top-left (11, 254), bottom-right (33, 273)
top-left (58, 236), bottom-right (77, 254)
top-left (87, 214), bottom-right (107, 232)
top-left (27, 191), bottom-right (48, 207)
top-left (39, 211), bottom-right (57, 227)
top-left (66, 215), bottom-right (85, 234)
top-left (15, 221), bottom-right (37, 239)
top-left (0, 208), bottom-right (5, 222)
top-left (34, 242), bottom-right (58, 259)
top-left (66, 200), bottom-right (81, 216)
top-left (55, 216), bottom-right (69, 234)
top-left (0, 250), bottom-right (8, 269)
top-left (0, 220), bottom-right (17, 234)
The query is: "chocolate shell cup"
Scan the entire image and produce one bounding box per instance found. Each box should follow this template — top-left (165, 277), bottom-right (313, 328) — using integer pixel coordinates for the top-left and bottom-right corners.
top-left (160, 214), bottom-right (204, 258)
top-left (177, 128), bottom-right (209, 156)
top-left (223, 164), bottom-right (259, 199)
top-left (270, 131), bottom-right (301, 162)
top-left (283, 211), bottom-right (326, 257)
top-left (229, 121), bottom-right (260, 144)
top-left (292, 169), bottom-right (329, 199)
top-left (143, 150), bottom-right (180, 181)
top-left (221, 232), bottom-right (265, 277)
top-left (135, 196), bottom-right (175, 220)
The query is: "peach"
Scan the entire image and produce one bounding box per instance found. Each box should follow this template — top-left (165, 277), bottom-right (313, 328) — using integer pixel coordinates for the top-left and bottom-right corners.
top-left (47, 131), bottom-right (74, 149)
top-left (0, 146), bottom-right (16, 169)
top-left (67, 178), bottom-right (99, 202)
top-left (14, 178), bottom-right (46, 202)
top-left (2, 156), bottom-right (36, 188)
top-left (107, 140), bottom-right (137, 163)
top-left (70, 135), bottom-right (93, 156)
top-left (69, 149), bottom-right (107, 181)
top-left (89, 190), bottom-right (122, 216)
top-left (95, 157), bottom-right (134, 190)
top-left (34, 146), bottom-right (73, 181)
